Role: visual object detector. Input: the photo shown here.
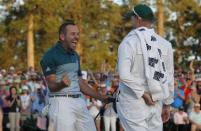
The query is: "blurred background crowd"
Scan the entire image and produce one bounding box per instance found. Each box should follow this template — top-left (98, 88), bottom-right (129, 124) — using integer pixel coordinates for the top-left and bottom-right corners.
top-left (164, 61), bottom-right (201, 131)
top-left (0, 60), bottom-right (201, 131)
top-left (0, 66), bottom-right (47, 131)
top-left (0, 65), bottom-right (124, 131)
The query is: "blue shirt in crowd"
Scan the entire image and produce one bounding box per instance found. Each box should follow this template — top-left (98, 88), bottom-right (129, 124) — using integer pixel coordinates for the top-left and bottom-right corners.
top-left (171, 88), bottom-right (184, 108)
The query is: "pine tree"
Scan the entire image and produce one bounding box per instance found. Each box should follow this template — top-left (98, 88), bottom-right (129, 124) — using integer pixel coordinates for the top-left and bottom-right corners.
top-left (0, 0), bottom-right (127, 71)
top-left (167, 0), bottom-right (201, 68)
top-left (157, 0), bottom-right (164, 37)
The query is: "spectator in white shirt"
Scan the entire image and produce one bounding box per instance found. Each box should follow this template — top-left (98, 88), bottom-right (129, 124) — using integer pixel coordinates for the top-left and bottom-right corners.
top-left (27, 73), bottom-right (40, 92)
top-left (189, 103), bottom-right (201, 131)
top-left (20, 87), bottom-right (31, 125)
top-left (88, 98), bottom-right (103, 131)
top-left (104, 91), bottom-right (117, 131)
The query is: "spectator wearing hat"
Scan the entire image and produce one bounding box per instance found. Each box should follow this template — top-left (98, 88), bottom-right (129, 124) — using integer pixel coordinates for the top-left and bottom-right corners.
top-left (189, 103), bottom-right (201, 131)
top-left (88, 98), bottom-right (103, 131)
top-left (30, 86), bottom-right (47, 130)
top-left (173, 106), bottom-right (189, 131)
top-left (21, 77), bottom-right (29, 91)
top-left (171, 80), bottom-right (185, 109)
top-left (27, 73), bottom-right (40, 92)
top-left (30, 87), bottom-right (45, 115)
top-left (100, 83), bottom-right (107, 96)
top-left (27, 66), bottom-right (35, 77)
top-left (0, 69), bottom-right (7, 77)
top-left (103, 91), bottom-right (117, 131)
top-left (20, 86), bottom-right (31, 125)
top-left (7, 66), bottom-right (16, 80)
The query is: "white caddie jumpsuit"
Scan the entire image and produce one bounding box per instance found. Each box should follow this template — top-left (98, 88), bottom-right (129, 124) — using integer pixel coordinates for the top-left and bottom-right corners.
top-left (117, 27), bottom-right (174, 131)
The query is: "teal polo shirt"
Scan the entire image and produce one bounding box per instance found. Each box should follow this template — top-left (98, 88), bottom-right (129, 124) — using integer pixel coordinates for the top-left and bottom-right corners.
top-left (40, 41), bottom-right (82, 93)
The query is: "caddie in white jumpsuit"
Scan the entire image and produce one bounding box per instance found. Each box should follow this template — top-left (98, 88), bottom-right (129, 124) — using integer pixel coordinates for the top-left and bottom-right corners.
top-left (117, 4), bottom-right (174, 131)
top-left (40, 20), bottom-right (109, 131)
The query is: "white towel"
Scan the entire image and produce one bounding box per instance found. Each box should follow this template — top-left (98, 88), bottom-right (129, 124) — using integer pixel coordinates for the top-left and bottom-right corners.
top-left (135, 27), bottom-right (169, 100)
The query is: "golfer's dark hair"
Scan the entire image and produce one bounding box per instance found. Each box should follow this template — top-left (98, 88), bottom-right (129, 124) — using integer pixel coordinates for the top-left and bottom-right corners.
top-left (59, 19), bottom-right (75, 36)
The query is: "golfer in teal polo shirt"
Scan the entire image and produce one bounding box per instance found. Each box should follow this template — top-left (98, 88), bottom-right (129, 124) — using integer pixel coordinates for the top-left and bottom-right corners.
top-left (40, 20), bottom-right (108, 131)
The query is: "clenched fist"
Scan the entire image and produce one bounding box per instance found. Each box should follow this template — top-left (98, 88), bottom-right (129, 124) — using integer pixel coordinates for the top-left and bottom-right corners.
top-left (60, 74), bottom-right (71, 87)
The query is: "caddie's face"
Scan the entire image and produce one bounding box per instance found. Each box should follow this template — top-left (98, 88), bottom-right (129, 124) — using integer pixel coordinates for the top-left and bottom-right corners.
top-left (131, 16), bottom-right (140, 29)
top-left (131, 16), bottom-right (137, 28)
top-left (63, 25), bottom-right (79, 51)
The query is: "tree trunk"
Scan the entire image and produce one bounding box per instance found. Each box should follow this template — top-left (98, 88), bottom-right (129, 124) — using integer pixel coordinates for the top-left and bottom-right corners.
top-left (157, 0), bottom-right (165, 37)
top-left (27, 13), bottom-right (34, 69)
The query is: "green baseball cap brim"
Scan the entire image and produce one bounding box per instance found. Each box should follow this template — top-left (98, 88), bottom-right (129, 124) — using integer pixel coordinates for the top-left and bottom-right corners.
top-left (125, 4), bottom-right (155, 22)
top-left (124, 11), bottom-right (135, 18)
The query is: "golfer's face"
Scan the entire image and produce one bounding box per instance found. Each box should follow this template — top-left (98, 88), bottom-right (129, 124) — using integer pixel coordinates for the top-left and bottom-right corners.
top-left (64, 25), bottom-right (79, 51)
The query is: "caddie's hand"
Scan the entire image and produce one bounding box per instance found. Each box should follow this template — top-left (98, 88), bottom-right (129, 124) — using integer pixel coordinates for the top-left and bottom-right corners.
top-left (161, 105), bottom-right (170, 123)
top-left (61, 74), bottom-right (71, 87)
top-left (101, 95), bottom-right (115, 104)
top-left (99, 95), bottom-right (107, 103)
top-left (106, 96), bottom-right (116, 103)
top-left (142, 92), bottom-right (155, 106)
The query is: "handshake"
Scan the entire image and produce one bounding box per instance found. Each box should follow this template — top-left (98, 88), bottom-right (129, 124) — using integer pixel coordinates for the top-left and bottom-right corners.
top-left (103, 95), bottom-right (116, 104)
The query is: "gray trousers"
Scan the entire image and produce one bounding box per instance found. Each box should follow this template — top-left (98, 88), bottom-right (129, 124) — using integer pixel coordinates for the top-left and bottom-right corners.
top-left (9, 112), bottom-right (20, 131)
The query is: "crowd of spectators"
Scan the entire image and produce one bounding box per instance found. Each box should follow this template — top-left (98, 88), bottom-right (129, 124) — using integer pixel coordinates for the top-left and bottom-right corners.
top-left (0, 66), bottom-right (124, 131)
top-left (85, 71), bottom-right (123, 131)
top-left (1, 60), bottom-right (201, 131)
top-left (0, 66), bottom-right (47, 131)
top-left (164, 61), bottom-right (201, 131)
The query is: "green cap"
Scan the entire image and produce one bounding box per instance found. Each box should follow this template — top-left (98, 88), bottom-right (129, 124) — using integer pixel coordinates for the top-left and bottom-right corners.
top-left (125, 4), bottom-right (155, 21)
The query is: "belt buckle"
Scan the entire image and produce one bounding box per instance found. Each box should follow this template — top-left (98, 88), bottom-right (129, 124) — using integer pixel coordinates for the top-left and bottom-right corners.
top-left (49, 93), bottom-right (80, 98)
top-left (68, 94), bottom-right (80, 98)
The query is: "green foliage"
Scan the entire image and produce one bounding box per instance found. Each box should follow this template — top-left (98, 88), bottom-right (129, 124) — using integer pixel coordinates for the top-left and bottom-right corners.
top-left (166, 0), bottom-right (201, 68)
top-left (0, 0), bottom-right (131, 71)
top-left (2, 0), bottom-right (201, 71)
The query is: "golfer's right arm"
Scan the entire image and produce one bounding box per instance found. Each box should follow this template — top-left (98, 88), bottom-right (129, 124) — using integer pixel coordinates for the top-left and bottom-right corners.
top-left (45, 74), bottom-right (71, 92)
